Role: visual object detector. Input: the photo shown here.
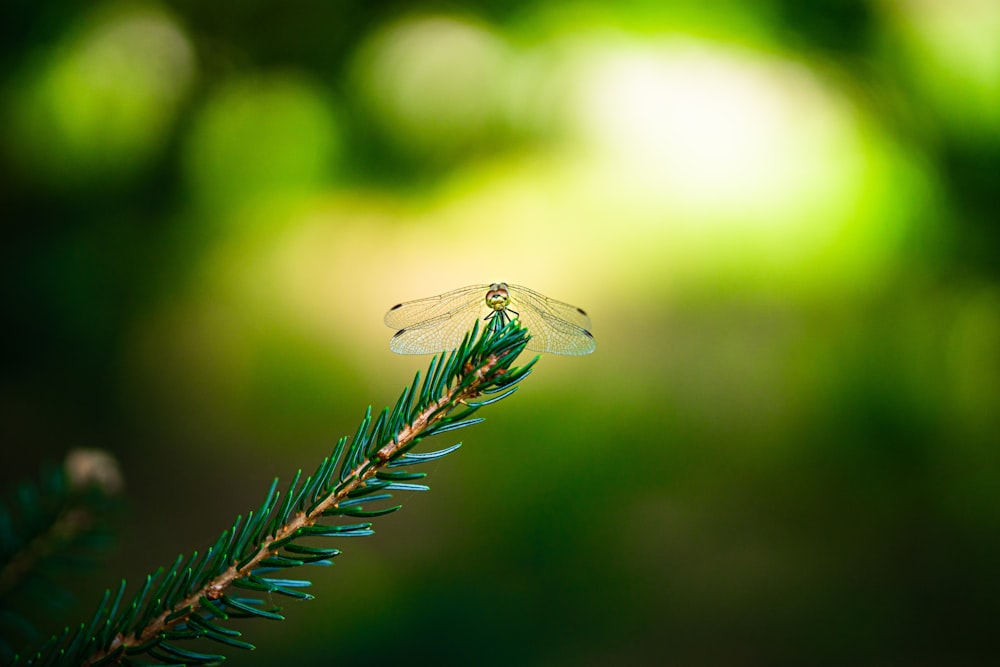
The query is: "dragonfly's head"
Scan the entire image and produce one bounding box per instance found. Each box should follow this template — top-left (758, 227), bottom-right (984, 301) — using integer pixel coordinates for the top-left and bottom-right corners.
top-left (485, 283), bottom-right (511, 311)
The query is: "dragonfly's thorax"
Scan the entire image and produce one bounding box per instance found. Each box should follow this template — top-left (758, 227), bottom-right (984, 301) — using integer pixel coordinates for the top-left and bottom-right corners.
top-left (485, 284), bottom-right (511, 312)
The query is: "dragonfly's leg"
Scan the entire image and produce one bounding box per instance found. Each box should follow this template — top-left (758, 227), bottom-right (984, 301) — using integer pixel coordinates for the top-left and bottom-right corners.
top-left (484, 309), bottom-right (510, 336)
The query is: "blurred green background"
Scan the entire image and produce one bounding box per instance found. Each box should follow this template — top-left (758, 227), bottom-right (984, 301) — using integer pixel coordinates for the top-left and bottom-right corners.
top-left (2, 0), bottom-right (999, 664)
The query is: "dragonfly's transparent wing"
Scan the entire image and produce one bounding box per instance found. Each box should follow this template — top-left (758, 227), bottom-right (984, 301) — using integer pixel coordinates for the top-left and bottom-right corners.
top-left (507, 284), bottom-right (593, 331)
top-left (515, 307), bottom-right (596, 355)
top-left (506, 285), bottom-right (595, 355)
top-left (385, 284), bottom-right (495, 354)
top-left (384, 284), bottom-right (490, 329)
top-left (389, 305), bottom-right (493, 354)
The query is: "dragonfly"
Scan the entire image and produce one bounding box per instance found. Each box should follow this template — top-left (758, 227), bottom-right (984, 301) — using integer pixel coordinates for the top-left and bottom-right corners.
top-left (384, 282), bottom-right (595, 355)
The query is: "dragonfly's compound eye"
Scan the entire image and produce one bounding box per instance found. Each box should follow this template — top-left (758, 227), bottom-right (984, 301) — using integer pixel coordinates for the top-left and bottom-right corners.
top-left (484, 288), bottom-right (510, 311)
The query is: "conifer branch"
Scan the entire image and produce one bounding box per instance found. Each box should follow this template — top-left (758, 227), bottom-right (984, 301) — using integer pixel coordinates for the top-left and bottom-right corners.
top-left (0, 507), bottom-right (94, 600)
top-left (15, 320), bottom-right (535, 666)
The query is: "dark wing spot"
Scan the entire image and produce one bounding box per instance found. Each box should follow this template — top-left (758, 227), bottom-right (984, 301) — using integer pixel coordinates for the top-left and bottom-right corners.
top-left (577, 307), bottom-right (588, 316)
top-left (392, 329), bottom-right (407, 338)
top-left (389, 303), bottom-right (403, 311)
top-left (583, 330), bottom-right (594, 338)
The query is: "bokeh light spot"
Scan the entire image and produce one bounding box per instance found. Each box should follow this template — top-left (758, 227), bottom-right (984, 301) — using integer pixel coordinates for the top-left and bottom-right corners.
top-left (567, 40), bottom-right (862, 224)
top-left (879, 0), bottom-right (1000, 141)
top-left (182, 74), bottom-right (341, 216)
top-left (353, 15), bottom-right (512, 159)
top-left (8, 2), bottom-right (195, 186)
